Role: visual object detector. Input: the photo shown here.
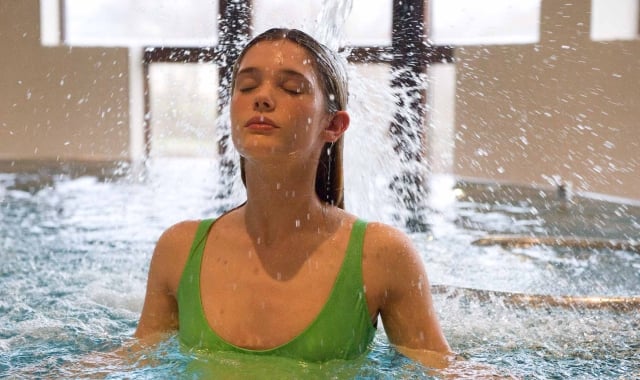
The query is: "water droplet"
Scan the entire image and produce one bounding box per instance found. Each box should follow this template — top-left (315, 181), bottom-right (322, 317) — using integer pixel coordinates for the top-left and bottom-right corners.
top-left (475, 148), bottom-right (489, 157)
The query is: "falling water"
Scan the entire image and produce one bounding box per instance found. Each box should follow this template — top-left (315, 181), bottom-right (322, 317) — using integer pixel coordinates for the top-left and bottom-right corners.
top-left (313, 0), bottom-right (353, 50)
top-left (2, 0), bottom-right (640, 378)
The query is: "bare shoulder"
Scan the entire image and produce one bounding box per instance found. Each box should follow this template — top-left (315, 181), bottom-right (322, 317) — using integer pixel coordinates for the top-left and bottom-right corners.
top-left (363, 222), bottom-right (423, 268)
top-left (362, 222), bottom-right (428, 300)
top-left (155, 220), bottom-right (201, 254)
top-left (149, 220), bottom-right (202, 291)
top-left (361, 222), bottom-right (451, 355)
top-left (135, 220), bottom-right (202, 339)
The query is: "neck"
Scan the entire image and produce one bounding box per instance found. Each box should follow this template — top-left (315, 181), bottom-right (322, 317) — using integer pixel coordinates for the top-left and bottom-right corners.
top-left (241, 160), bottom-right (334, 246)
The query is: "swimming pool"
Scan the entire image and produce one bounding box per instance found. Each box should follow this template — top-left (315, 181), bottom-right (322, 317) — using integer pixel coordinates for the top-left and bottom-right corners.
top-left (1, 159), bottom-right (638, 378)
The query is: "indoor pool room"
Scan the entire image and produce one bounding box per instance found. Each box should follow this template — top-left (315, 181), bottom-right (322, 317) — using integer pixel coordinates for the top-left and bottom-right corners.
top-left (2, 0), bottom-right (639, 379)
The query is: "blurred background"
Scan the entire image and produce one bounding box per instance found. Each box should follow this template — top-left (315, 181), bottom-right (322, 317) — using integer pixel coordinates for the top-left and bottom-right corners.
top-left (1, 0), bottom-right (638, 202)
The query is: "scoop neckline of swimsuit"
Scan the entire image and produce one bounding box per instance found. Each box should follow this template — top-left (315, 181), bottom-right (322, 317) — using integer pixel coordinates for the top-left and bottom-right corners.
top-left (195, 217), bottom-right (368, 353)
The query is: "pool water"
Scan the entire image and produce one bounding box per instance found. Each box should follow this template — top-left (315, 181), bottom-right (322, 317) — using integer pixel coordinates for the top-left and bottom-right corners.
top-left (1, 159), bottom-right (639, 378)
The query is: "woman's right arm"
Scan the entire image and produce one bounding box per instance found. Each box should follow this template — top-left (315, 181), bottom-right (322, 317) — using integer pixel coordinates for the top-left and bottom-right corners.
top-left (59, 222), bottom-right (199, 376)
top-left (134, 221), bottom-right (198, 342)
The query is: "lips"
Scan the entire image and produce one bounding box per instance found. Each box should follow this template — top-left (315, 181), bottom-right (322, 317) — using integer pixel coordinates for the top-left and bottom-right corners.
top-left (244, 116), bottom-right (278, 131)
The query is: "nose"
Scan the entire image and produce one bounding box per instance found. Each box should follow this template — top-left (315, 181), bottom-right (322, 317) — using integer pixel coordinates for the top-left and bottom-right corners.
top-left (253, 94), bottom-right (274, 112)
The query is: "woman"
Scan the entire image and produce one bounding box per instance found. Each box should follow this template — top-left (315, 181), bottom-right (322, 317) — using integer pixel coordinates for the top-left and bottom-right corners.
top-left (135, 28), bottom-right (452, 368)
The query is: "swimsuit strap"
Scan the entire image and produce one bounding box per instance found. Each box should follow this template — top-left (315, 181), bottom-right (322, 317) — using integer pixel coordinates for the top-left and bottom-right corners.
top-left (177, 217), bottom-right (375, 362)
top-left (188, 218), bottom-right (216, 255)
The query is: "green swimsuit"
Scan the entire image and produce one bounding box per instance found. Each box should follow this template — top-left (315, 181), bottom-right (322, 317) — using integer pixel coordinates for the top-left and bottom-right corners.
top-left (177, 218), bottom-right (376, 362)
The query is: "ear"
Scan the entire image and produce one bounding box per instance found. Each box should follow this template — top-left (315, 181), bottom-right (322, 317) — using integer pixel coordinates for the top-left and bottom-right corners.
top-left (323, 111), bottom-right (350, 142)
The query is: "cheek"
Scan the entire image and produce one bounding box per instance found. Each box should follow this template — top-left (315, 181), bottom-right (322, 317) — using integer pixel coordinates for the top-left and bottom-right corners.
top-left (230, 93), bottom-right (242, 114)
top-left (229, 102), bottom-right (243, 142)
top-left (288, 111), bottom-right (316, 138)
top-left (298, 102), bottom-right (329, 134)
top-left (229, 97), bottom-right (246, 126)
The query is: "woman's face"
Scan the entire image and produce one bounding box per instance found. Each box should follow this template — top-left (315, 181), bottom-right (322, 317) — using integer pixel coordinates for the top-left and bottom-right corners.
top-left (230, 39), bottom-right (331, 164)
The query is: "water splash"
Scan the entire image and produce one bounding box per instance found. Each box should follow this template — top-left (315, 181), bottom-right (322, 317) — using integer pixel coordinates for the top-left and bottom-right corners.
top-left (3, 162), bottom-right (639, 378)
top-left (312, 0), bottom-right (353, 50)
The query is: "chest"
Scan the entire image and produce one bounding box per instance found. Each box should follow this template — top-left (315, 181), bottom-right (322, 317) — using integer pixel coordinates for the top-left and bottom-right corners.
top-left (197, 234), bottom-right (349, 348)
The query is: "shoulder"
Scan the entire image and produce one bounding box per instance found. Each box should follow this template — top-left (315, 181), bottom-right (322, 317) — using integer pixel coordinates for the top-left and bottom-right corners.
top-left (148, 220), bottom-right (203, 291)
top-left (363, 222), bottom-right (421, 264)
top-left (154, 220), bottom-right (201, 258)
top-left (362, 222), bottom-right (426, 292)
top-left (135, 220), bottom-right (204, 337)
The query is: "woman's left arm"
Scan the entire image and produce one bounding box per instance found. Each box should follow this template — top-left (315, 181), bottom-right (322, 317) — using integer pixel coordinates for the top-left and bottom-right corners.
top-left (364, 224), bottom-right (519, 378)
top-left (363, 223), bottom-right (452, 367)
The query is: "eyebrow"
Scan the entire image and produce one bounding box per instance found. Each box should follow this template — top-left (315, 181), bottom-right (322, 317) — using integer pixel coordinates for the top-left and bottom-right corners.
top-left (236, 67), bottom-right (260, 77)
top-left (236, 67), bottom-right (312, 83)
top-left (278, 69), bottom-right (309, 81)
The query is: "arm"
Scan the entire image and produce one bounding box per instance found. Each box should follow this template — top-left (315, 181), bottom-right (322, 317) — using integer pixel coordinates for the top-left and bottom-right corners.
top-left (363, 223), bottom-right (451, 367)
top-left (135, 221), bottom-right (198, 342)
top-left (60, 222), bottom-right (198, 375)
top-left (59, 223), bottom-right (195, 375)
top-left (365, 224), bottom-right (518, 378)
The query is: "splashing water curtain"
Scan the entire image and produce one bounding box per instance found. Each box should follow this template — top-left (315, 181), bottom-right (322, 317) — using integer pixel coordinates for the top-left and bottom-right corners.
top-left (2, 0), bottom-right (639, 378)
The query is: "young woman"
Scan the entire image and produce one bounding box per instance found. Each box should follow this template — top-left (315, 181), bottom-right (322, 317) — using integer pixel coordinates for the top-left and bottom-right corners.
top-left (135, 28), bottom-right (452, 368)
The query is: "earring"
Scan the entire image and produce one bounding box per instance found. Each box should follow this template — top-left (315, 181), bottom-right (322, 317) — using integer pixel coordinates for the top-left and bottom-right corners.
top-left (327, 142), bottom-right (334, 156)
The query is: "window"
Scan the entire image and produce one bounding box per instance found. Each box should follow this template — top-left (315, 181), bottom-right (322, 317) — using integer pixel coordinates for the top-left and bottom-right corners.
top-left (40, 0), bottom-right (61, 46)
top-left (252, 0), bottom-right (322, 37)
top-left (252, 0), bottom-right (392, 47)
top-left (344, 0), bottom-right (392, 46)
top-left (63, 0), bottom-right (218, 47)
top-left (429, 0), bottom-right (541, 45)
top-left (148, 64), bottom-right (218, 157)
top-left (591, 0), bottom-right (639, 41)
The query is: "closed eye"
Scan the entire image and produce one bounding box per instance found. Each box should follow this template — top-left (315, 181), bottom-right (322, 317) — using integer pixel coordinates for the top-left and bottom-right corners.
top-left (237, 81), bottom-right (258, 92)
top-left (235, 71), bottom-right (259, 92)
top-left (281, 79), bottom-right (307, 95)
top-left (238, 85), bottom-right (257, 92)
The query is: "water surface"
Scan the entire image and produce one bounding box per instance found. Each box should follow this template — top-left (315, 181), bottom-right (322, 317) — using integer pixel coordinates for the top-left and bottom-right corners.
top-left (1, 159), bottom-right (638, 378)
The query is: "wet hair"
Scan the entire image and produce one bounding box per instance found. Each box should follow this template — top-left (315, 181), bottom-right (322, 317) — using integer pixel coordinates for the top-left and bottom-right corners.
top-left (231, 28), bottom-right (349, 208)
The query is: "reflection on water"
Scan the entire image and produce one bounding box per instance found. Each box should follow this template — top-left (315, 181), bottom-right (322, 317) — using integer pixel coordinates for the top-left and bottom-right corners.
top-left (1, 159), bottom-right (638, 378)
